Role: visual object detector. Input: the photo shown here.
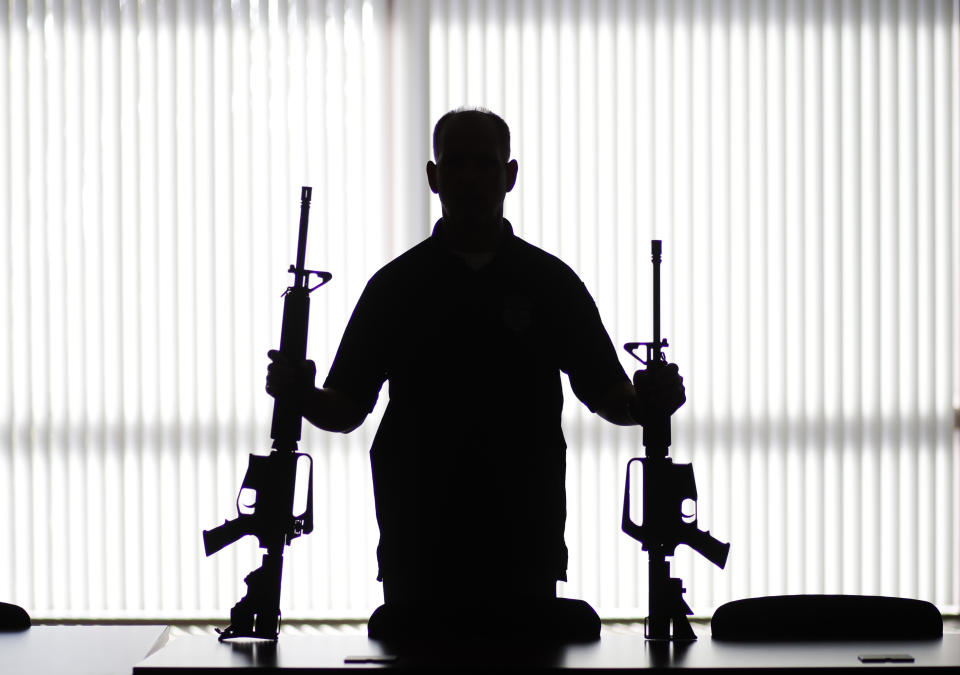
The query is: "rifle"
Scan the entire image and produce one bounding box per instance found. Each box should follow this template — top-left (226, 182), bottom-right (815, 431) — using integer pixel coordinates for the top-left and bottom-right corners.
top-left (202, 186), bottom-right (331, 641)
top-left (622, 239), bottom-right (729, 641)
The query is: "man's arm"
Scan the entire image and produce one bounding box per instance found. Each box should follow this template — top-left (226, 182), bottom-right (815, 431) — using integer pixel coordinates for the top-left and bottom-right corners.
top-left (595, 379), bottom-right (641, 426)
top-left (266, 349), bottom-right (367, 433)
top-left (299, 386), bottom-right (367, 433)
top-left (595, 364), bottom-right (687, 427)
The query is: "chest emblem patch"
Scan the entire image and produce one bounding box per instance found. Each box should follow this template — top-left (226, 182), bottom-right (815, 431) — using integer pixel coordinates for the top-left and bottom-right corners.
top-left (502, 294), bottom-right (534, 333)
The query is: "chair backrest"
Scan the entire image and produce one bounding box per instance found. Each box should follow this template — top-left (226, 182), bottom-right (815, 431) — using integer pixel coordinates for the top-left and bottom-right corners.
top-left (711, 595), bottom-right (942, 641)
top-left (367, 597), bottom-right (601, 642)
top-left (0, 602), bottom-right (31, 631)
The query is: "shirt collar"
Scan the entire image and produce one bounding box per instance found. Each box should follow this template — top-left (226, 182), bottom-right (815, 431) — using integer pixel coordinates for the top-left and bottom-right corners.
top-left (430, 218), bottom-right (516, 252)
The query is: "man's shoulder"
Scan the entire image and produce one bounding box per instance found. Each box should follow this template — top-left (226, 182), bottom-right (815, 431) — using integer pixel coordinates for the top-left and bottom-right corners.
top-left (368, 236), bottom-right (436, 286)
top-left (508, 234), bottom-right (585, 286)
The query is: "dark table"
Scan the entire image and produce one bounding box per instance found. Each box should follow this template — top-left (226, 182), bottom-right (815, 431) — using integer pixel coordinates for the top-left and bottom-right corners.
top-left (4, 624), bottom-right (956, 673)
top-left (1, 624), bottom-right (169, 675)
top-left (132, 626), bottom-right (960, 673)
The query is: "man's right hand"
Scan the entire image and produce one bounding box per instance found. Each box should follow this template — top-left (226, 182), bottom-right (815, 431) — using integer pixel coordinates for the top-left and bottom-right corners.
top-left (266, 351), bottom-right (367, 433)
top-left (265, 349), bottom-right (317, 401)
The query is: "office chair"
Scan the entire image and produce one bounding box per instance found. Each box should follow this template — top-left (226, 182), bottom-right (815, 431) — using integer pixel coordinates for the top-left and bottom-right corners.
top-left (711, 595), bottom-right (942, 641)
top-left (0, 601), bottom-right (30, 631)
top-left (368, 597), bottom-right (601, 642)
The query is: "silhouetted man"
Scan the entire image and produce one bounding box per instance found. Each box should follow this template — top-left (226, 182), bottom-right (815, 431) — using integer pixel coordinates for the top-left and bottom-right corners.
top-left (266, 108), bottom-right (684, 640)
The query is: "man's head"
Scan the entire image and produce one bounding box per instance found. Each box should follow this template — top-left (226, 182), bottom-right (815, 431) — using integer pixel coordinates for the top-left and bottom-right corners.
top-left (432, 107), bottom-right (511, 162)
top-left (427, 108), bottom-right (518, 228)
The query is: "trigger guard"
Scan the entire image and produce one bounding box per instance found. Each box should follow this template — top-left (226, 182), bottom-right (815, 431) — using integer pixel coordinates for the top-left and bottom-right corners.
top-left (237, 487), bottom-right (257, 514)
top-left (293, 453), bottom-right (314, 520)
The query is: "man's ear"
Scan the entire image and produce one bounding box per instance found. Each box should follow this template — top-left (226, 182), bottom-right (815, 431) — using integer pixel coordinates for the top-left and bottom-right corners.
top-left (426, 161), bottom-right (439, 194)
top-left (505, 159), bottom-right (518, 192)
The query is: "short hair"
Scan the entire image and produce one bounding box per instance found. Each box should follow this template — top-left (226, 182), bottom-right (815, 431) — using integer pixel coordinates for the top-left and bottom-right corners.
top-left (432, 107), bottom-right (511, 161)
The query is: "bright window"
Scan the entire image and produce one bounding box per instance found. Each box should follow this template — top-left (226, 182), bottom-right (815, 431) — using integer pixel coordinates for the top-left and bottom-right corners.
top-left (2, 0), bottom-right (957, 619)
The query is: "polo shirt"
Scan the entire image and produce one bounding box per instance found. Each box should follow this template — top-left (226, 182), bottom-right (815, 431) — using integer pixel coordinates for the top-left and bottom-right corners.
top-left (323, 219), bottom-right (629, 592)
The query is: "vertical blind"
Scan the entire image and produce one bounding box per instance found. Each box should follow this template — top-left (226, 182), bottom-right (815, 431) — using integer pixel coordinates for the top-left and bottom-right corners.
top-left (2, 0), bottom-right (957, 620)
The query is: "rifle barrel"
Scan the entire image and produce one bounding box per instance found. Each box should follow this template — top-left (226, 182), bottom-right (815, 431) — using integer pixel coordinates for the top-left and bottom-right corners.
top-left (652, 239), bottom-right (662, 361)
top-left (294, 186), bottom-right (313, 287)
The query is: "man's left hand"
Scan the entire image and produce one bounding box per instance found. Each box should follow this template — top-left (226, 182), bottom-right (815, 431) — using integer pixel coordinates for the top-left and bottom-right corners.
top-left (630, 362), bottom-right (686, 425)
